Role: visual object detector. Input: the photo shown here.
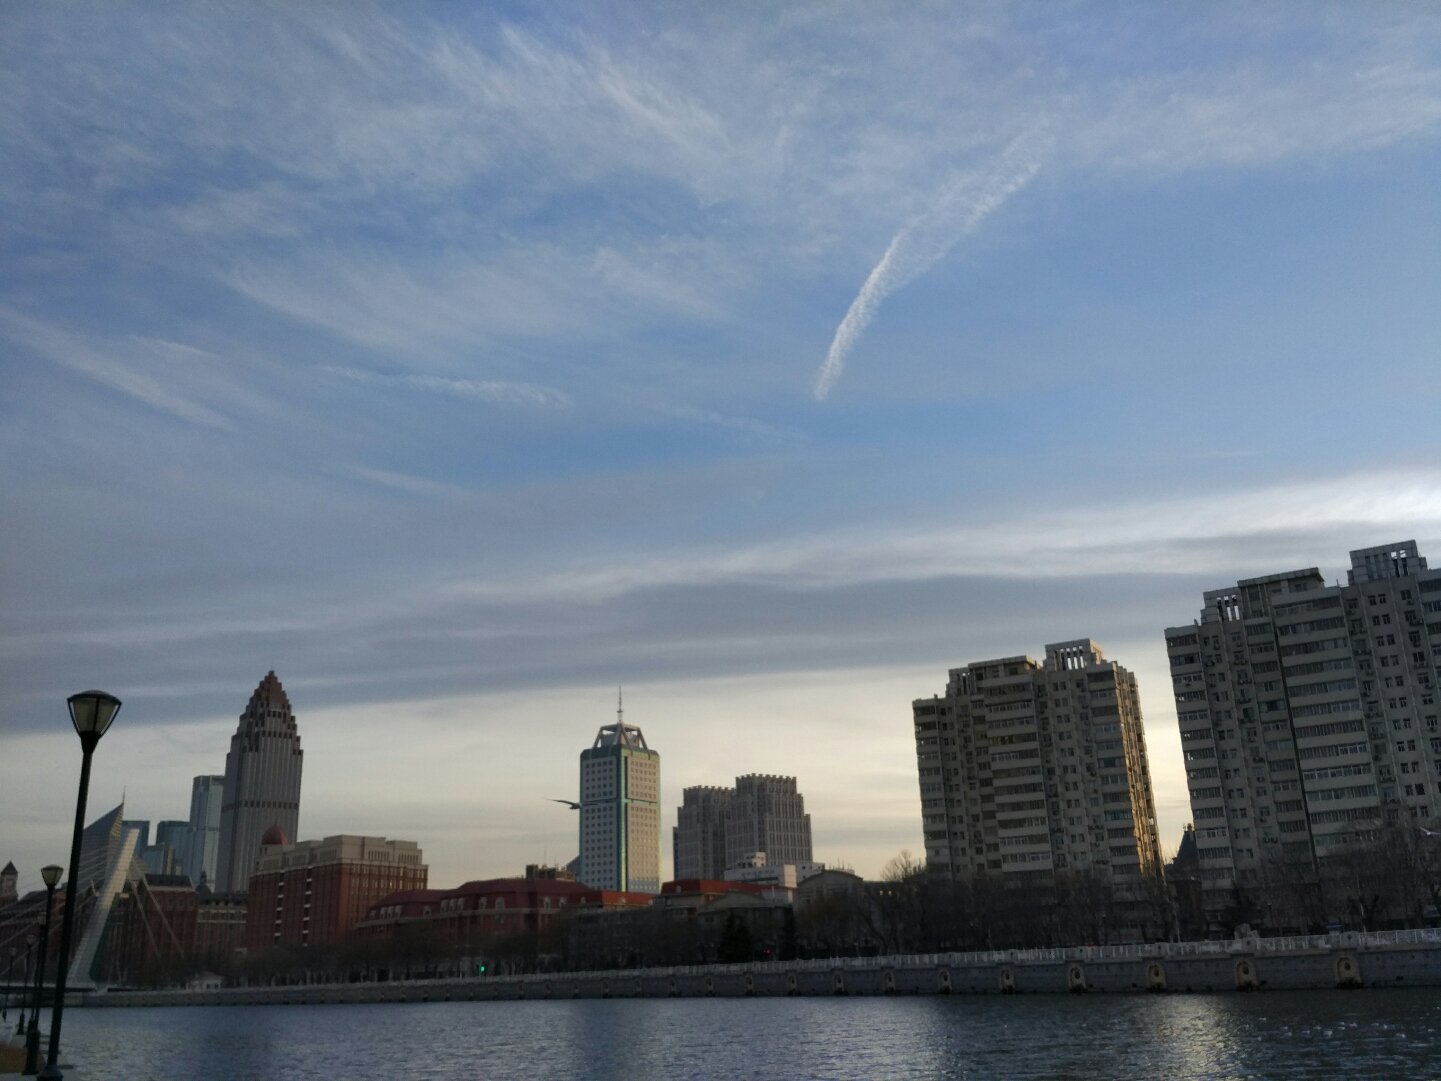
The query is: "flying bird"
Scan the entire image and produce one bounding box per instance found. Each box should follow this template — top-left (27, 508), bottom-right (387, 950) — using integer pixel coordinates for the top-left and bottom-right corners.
top-left (549, 798), bottom-right (580, 810)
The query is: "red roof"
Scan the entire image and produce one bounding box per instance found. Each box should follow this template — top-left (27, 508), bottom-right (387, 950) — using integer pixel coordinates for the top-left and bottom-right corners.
top-left (259, 824), bottom-right (289, 847)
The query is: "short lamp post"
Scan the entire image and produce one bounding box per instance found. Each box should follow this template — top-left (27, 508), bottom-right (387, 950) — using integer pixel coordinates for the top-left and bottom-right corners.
top-left (4, 945), bottom-right (16, 1024)
top-left (23, 866), bottom-right (63, 1076)
top-left (40, 691), bottom-right (120, 1081)
top-left (17, 935), bottom-right (35, 1037)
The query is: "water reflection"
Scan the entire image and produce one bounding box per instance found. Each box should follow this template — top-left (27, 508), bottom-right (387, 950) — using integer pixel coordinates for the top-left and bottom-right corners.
top-left (62, 989), bottom-right (1441, 1080)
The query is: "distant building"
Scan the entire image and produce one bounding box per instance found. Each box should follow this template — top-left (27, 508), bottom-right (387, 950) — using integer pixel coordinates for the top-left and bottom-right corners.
top-left (215, 672), bottom-right (304, 894)
top-left (1165, 540), bottom-right (1441, 928)
top-left (126, 818), bottom-right (178, 878)
top-left (357, 869), bottom-right (649, 976)
top-left (102, 874), bottom-right (199, 984)
top-left (156, 820), bottom-right (190, 879)
top-left (0, 861), bottom-right (16, 904)
top-left (674, 775), bottom-right (815, 880)
top-left (184, 775), bottom-right (225, 887)
top-left (673, 786), bottom-right (732, 880)
top-left (194, 889), bottom-right (247, 973)
top-left (246, 833), bottom-right (426, 953)
top-left (0, 883), bottom-right (70, 983)
top-left (914, 639), bottom-right (1163, 886)
top-left (727, 775), bottom-right (814, 869)
top-left (99, 873), bottom-right (249, 986)
top-left (722, 852), bottom-right (824, 891)
top-left (579, 699), bottom-right (661, 893)
top-left (123, 819), bottom-right (151, 850)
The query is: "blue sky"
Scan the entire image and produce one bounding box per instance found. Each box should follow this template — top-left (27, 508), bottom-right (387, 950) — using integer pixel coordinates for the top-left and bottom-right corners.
top-left (3, 2), bottom-right (1440, 892)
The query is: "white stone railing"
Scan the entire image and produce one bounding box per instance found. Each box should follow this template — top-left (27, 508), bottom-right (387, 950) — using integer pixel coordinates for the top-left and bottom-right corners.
top-left (90, 926), bottom-right (1441, 1000)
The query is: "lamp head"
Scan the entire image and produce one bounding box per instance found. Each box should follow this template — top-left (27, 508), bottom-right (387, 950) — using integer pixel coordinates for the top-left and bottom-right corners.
top-left (67, 690), bottom-right (122, 744)
top-left (41, 865), bottom-right (63, 889)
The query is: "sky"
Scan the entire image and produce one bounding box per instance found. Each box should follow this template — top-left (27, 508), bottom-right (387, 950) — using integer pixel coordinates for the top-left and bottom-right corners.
top-left (3, 2), bottom-right (1440, 896)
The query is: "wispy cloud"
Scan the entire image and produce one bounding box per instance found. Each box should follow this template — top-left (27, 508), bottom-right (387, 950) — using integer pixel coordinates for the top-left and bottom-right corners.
top-left (458, 468), bottom-right (1441, 604)
top-left (335, 465), bottom-right (477, 501)
top-left (324, 366), bottom-right (573, 410)
top-left (647, 403), bottom-right (803, 447)
top-left (1, 309), bottom-right (237, 430)
top-left (813, 128), bottom-right (1050, 399)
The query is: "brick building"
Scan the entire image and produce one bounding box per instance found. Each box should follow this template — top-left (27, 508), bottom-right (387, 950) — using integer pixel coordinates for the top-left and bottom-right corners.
top-left (246, 833), bottom-right (426, 953)
top-left (356, 870), bottom-right (649, 972)
top-left (103, 874), bottom-right (199, 984)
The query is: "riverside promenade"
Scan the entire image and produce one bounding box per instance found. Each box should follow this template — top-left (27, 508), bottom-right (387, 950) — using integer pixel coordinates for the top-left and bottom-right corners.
top-left (79, 928), bottom-right (1441, 1006)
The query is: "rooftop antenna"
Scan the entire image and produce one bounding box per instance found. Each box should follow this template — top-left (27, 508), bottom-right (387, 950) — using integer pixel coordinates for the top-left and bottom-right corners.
top-left (617, 686), bottom-right (624, 725)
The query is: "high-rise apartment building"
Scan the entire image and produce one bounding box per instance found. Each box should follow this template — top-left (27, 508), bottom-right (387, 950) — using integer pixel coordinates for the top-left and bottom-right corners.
top-left (673, 775), bottom-right (815, 879)
top-left (579, 703), bottom-right (661, 893)
top-left (1165, 541), bottom-right (1441, 924)
top-left (913, 639), bottom-right (1162, 885)
top-left (215, 672), bottom-right (304, 894)
top-left (184, 775), bottom-right (225, 887)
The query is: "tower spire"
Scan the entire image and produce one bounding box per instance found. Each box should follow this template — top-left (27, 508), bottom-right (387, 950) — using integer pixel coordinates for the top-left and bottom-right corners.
top-left (617, 686), bottom-right (624, 724)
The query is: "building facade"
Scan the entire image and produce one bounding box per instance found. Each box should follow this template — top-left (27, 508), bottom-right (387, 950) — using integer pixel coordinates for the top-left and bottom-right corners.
top-left (246, 834), bottom-right (426, 953)
top-left (184, 775), bottom-right (225, 888)
top-left (155, 821), bottom-right (189, 877)
top-left (1165, 541), bottom-right (1441, 926)
top-left (673, 776), bottom-right (815, 879)
top-left (673, 786), bottom-right (733, 880)
top-left (215, 672), bottom-right (304, 894)
top-left (102, 874), bottom-right (200, 984)
top-left (914, 639), bottom-right (1162, 886)
top-left (579, 706), bottom-right (661, 893)
top-left (726, 774), bottom-right (814, 869)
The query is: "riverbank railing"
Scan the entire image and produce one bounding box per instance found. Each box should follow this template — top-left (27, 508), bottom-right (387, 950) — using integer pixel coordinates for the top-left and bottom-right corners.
top-left (92, 927), bottom-right (1441, 1000)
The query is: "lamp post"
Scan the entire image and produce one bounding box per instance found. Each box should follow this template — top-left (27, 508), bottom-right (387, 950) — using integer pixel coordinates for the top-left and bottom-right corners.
top-left (40, 691), bottom-right (120, 1081)
top-left (4, 945), bottom-right (15, 1023)
top-left (24, 866), bottom-right (63, 1076)
top-left (17, 935), bottom-right (35, 1038)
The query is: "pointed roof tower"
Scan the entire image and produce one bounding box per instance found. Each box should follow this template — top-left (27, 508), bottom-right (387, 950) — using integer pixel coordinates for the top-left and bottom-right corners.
top-left (244, 671), bottom-right (295, 727)
top-left (214, 672), bottom-right (303, 893)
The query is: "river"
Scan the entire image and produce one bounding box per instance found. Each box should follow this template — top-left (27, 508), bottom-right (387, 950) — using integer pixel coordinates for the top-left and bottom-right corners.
top-left (60, 990), bottom-right (1441, 1079)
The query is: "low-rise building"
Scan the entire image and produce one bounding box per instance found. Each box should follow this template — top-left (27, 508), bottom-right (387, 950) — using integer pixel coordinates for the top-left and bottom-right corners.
top-left (356, 869), bottom-right (650, 977)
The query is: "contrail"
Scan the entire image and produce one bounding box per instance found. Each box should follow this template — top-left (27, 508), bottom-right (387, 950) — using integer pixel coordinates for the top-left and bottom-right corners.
top-left (813, 129), bottom-right (1050, 400)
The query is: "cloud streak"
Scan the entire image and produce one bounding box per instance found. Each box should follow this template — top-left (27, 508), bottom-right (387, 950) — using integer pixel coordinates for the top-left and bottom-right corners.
top-left (324, 366), bottom-right (573, 410)
top-left (813, 128), bottom-right (1051, 399)
top-left (1, 309), bottom-right (237, 430)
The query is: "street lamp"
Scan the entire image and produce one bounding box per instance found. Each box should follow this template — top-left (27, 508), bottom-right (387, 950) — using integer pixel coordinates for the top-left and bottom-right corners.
top-left (4, 945), bottom-right (15, 1024)
top-left (40, 690), bottom-right (120, 1081)
top-left (17, 934), bottom-right (35, 1038)
top-left (24, 866), bottom-right (63, 1076)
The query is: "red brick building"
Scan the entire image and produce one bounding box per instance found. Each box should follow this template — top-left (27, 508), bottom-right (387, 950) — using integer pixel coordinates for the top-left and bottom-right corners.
top-left (103, 874), bottom-right (199, 984)
top-left (354, 868), bottom-right (651, 974)
top-left (96, 876), bottom-right (248, 986)
top-left (246, 834), bottom-right (426, 953)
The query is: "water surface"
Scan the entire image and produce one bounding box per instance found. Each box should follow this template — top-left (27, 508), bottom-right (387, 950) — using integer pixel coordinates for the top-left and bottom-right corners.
top-left (61, 990), bottom-right (1441, 1080)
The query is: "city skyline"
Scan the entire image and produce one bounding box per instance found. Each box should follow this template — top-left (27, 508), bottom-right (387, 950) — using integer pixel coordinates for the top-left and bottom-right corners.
top-left (3, 4), bottom-right (1441, 894)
